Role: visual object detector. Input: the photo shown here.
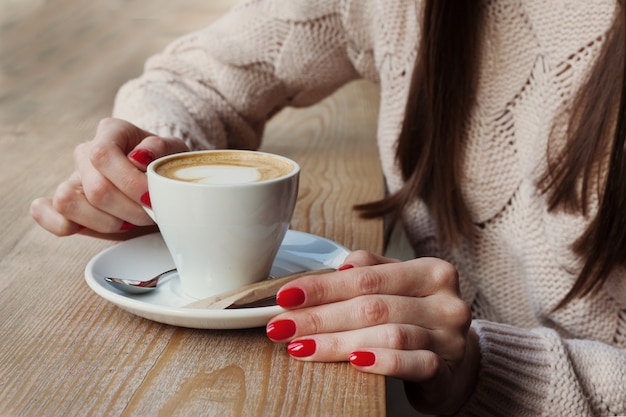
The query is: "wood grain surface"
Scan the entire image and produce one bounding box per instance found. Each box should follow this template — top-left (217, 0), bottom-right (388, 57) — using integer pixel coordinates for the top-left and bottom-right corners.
top-left (0, 1), bottom-right (385, 416)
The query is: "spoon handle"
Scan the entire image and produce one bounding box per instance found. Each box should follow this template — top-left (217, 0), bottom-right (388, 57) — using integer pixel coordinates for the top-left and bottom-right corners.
top-left (183, 268), bottom-right (335, 309)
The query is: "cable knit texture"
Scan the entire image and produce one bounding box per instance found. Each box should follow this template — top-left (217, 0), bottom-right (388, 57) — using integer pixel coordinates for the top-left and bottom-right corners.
top-left (112, 0), bottom-right (626, 415)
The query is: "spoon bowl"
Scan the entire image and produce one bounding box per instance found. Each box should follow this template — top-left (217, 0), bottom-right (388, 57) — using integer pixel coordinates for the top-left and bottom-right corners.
top-left (104, 268), bottom-right (177, 294)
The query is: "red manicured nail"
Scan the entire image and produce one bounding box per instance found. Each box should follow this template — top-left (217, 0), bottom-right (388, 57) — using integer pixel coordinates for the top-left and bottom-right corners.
top-left (128, 149), bottom-right (156, 166)
top-left (120, 221), bottom-right (136, 231)
top-left (276, 287), bottom-right (305, 308)
top-left (140, 191), bottom-right (151, 208)
top-left (338, 264), bottom-right (354, 271)
top-left (349, 351), bottom-right (376, 367)
top-left (287, 339), bottom-right (316, 358)
top-left (266, 319), bottom-right (296, 340)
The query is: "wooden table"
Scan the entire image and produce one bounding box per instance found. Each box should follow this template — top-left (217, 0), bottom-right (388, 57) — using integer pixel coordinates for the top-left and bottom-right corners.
top-left (0, 1), bottom-right (385, 416)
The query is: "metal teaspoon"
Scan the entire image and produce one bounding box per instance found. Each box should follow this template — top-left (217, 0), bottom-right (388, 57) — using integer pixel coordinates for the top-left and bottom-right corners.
top-left (104, 268), bottom-right (335, 309)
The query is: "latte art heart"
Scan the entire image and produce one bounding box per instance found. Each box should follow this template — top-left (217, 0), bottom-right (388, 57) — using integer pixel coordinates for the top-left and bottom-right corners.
top-left (175, 165), bottom-right (261, 184)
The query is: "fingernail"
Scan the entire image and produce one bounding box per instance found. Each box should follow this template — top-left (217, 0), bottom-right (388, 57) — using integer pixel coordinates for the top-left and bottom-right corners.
top-left (338, 263), bottom-right (354, 271)
top-left (120, 221), bottom-right (136, 231)
top-left (140, 191), bottom-right (151, 208)
top-left (276, 287), bottom-right (305, 308)
top-left (287, 339), bottom-right (316, 358)
top-left (128, 149), bottom-right (156, 166)
top-left (266, 319), bottom-right (296, 340)
top-left (349, 351), bottom-right (376, 367)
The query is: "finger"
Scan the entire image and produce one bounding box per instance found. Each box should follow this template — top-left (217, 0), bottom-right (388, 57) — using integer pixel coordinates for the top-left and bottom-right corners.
top-left (349, 348), bottom-right (449, 383)
top-left (269, 294), bottom-right (470, 350)
top-left (85, 136), bottom-right (187, 222)
top-left (50, 172), bottom-right (134, 233)
top-left (277, 258), bottom-right (461, 309)
top-left (30, 197), bottom-right (83, 237)
top-left (76, 140), bottom-right (149, 226)
top-left (280, 325), bottom-right (452, 382)
top-left (84, 136), bottom-right (148, 205)
top-left (280, 324), bottom-right (434, 361)
top-left (92, 117), bottom-right (155, 151)
top-left (79, 118), bottom-right (157, 210)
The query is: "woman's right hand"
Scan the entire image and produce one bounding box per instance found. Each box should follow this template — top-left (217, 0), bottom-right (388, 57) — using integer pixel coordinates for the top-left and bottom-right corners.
top-left (30, 117), bottom-right (190, 237)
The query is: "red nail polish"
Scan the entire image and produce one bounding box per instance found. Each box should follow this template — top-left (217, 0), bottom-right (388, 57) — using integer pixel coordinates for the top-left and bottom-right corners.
top-left (266, 319), bottom-right (296, 340)
top-left (120, 221), bottom-right (136, 231)
top-left (128, 149), bottom-right (156, 166)
top-left (140, 191), bottom-right (151, 208)
top-left (338, 264), bottom-right (354, 271)
top-left (276, 287), bottom-right (305, 308)
top-left (349, 351), bottom-right (376, 367)
top-left (287, 339), bottom-right (316, 358)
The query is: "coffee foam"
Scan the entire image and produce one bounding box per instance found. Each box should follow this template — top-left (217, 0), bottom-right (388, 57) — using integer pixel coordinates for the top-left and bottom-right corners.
top-left (173, 164), bottom-right (261, 184)
top-left (155, 152), bottom-right (294, 184)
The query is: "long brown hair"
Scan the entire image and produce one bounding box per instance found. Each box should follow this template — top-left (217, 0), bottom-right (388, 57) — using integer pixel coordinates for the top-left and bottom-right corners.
top-left (358, 1), bottom-right (626, 308)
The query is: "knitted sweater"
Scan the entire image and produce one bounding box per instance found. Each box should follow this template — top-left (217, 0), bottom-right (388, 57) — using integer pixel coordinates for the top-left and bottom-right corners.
top-left (112, 0), bottom-right (626, 415)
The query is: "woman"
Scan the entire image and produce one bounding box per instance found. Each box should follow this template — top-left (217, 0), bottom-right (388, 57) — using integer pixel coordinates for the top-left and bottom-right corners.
top-left (30, 0), bottom-right (625, 415)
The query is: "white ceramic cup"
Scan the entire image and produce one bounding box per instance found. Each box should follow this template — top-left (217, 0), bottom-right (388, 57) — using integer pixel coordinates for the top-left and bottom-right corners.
top-left (145, 150), bottom-right (300, 299)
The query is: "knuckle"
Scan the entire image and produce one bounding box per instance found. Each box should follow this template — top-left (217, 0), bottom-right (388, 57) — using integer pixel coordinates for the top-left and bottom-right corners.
top-left (347, 250), bottom-right (378, 266)
top-left (450, 299), bottom-right (473, 329)
top-left (300, 311), bottom-right (325, 335)
top-left (385, 325), bottom-right (413, 350)
top-left (116, 169), bottom-right (143, 194)
top-left (356, 296), bottom-right (390, 325)
top-left (439, 298), bottom-right (472, 329)
top-left (419, 351), bottom-right (441, 379)
top-left (97, 117), bottom-right (120, 131)
top-left (83, 176), bottom-right (111, 206)
top-left (429, 261), bottom-right (459, 290)
top-left (386, 352), bottom-right (405, 375)
top-left (306, 279), bottom-right (329, 304)
top-left (323, 335), bottom-right (345, 356)
top-left (73, 143), bottom-right (94, 169)
top-left (355, 269), bottom-right (382, 295)
top-left (446, 334), bottom-right (467, 362)
top-left (52, 182), bottom-right (78, 215)
top-left (89, 142), bottom-right (112, 167)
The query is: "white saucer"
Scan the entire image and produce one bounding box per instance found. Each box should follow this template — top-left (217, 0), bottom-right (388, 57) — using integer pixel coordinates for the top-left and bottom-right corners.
top-left (85, 230), bottom-right (349, 329)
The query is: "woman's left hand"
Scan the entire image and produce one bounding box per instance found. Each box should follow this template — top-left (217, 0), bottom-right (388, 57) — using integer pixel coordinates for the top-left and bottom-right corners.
top-left (266, 251), bottom-right (480, 415)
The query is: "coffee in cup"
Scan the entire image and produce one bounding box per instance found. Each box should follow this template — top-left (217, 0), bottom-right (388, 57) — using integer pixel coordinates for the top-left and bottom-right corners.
top-left (145, 150), bottom-right (300, 299)
top-left (154, 151), bottom-right (294, 184)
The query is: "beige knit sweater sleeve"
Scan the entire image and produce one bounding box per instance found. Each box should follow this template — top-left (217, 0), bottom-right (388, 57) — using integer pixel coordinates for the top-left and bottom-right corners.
top-left (112, 0), bottom-right (626, 415)
top-left (113, 0), bottom-right (363, 150)
top-left (462, 320), bottom-right (626, 416)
